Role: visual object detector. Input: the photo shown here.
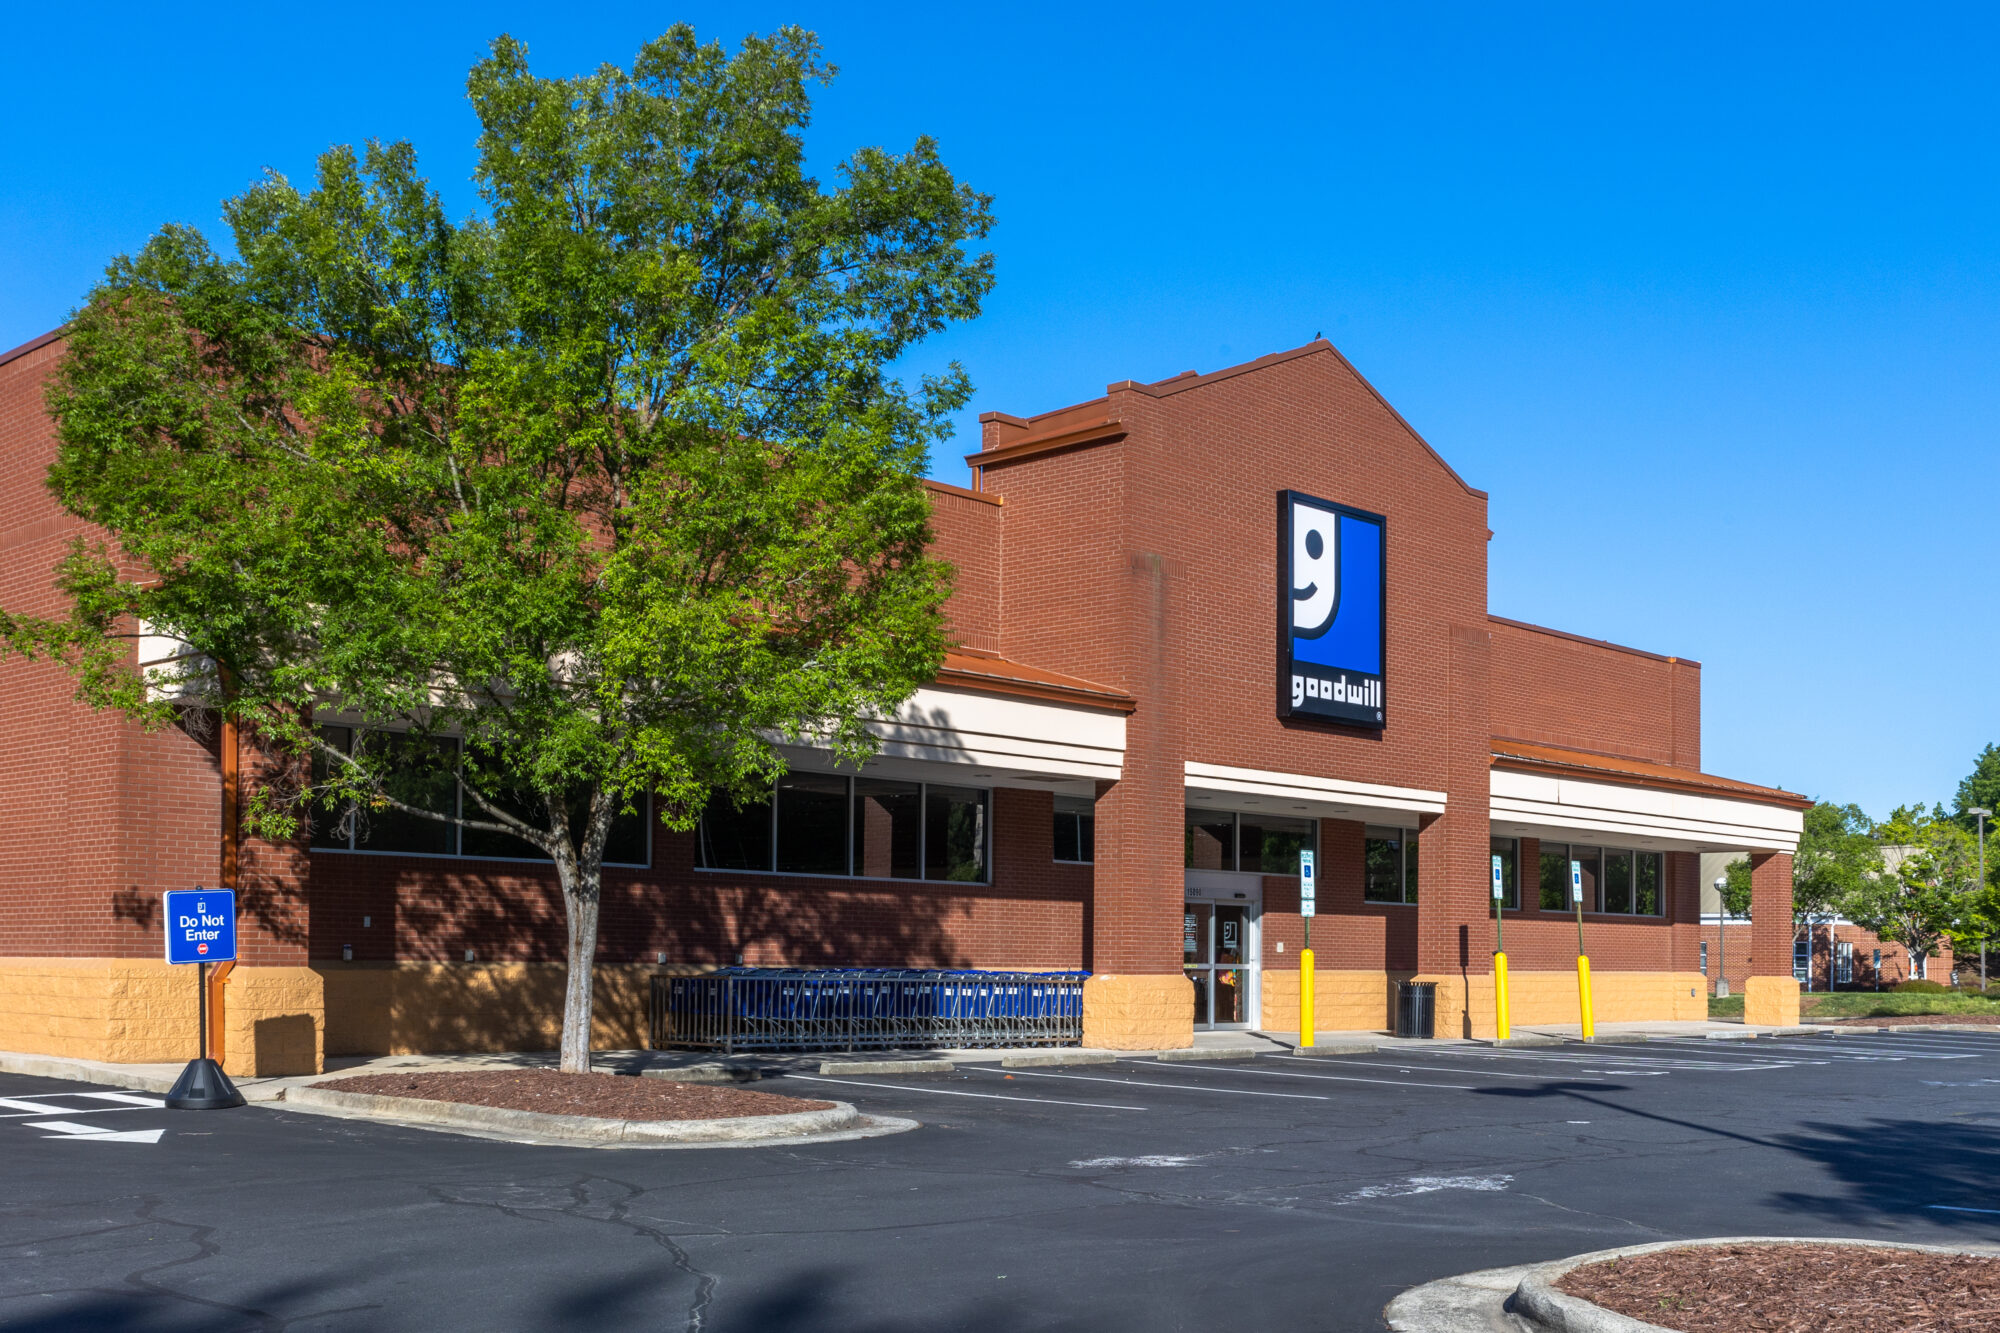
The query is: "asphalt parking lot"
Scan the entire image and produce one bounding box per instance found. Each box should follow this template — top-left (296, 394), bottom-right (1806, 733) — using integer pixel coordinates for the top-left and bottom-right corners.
top-left (8, 1029), bottom-right (2000, 1331)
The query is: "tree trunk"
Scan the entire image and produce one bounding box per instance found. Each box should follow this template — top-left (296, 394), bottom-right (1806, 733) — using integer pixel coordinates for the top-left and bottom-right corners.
top-left (557, 859), bottom-right (601, 1075)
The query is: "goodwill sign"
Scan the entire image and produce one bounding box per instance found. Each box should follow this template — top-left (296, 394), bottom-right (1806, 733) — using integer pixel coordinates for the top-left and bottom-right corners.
top-left (1277, 490), bottom-right (1386, 727)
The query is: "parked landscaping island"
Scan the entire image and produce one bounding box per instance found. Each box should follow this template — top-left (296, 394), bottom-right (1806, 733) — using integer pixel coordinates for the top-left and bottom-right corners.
top-left (1557, 1242), bottom-right (2000, 1332)
top-left (317, 1069), bottom-right (833, 1120)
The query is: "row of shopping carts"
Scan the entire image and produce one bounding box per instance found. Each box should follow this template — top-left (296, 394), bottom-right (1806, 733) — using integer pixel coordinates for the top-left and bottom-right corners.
top-left (649, 967), bottom-right (1088, 1052)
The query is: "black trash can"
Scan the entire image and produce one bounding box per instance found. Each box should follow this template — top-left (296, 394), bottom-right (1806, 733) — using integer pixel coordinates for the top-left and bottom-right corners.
top-left (1395, 981), bottom-right (1437, 1039)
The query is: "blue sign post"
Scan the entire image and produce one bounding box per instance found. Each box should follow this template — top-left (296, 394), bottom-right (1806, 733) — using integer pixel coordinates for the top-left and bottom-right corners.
top-left (162, 886), bottom-right (245, 1110)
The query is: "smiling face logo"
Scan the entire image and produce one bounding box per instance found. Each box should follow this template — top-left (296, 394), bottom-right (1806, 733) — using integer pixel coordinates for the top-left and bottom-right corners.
top-left (1290, 501), bottom-right (1340, 636)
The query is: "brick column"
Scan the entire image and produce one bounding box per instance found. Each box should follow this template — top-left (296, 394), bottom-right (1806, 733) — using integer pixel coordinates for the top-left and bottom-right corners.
top-left (1745, 851), bottom-right (1798, 1026)
top-left (1078, 547), bottom-right (1195, 1049)
top-left (1414, 623), bottom-right (1493, 1036)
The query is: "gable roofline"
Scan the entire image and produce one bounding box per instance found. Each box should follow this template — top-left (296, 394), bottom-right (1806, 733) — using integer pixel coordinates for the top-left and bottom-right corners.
top-left (977, 340), bottom-right (1485, 500)
top-left (0, 327), bottom-right (65, 371)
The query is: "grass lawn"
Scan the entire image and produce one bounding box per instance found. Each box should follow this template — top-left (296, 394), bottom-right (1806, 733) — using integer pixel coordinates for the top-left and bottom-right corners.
top-left (1707, 990), bottom-right (2000, 1020)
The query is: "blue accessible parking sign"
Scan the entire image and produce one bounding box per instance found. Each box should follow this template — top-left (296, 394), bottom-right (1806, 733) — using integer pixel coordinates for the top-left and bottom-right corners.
top-left (164, 889), bottom-right (237, 964)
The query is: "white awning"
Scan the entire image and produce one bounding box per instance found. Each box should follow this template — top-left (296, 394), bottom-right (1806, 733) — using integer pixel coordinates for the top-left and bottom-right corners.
top-left (1490, 768), bottom-right (1803, 853)
top-left (1185, 760), bottom-right (1446, 827)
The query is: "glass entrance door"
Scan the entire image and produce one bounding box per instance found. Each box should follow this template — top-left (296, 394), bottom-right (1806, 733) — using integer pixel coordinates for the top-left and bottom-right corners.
top-left (1184, 901), bottom-right (1253, 1028)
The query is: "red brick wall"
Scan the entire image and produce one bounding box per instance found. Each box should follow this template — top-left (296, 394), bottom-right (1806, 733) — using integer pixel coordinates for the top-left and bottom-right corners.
top-left (922, 481), bottom-right (1002, 654)
top-left (982, 347), bottom-right (1494, 975)
top-left (1489, 616), bottom-right (1701, 768)
top-left (3, 329), bottom-right (1763, 990)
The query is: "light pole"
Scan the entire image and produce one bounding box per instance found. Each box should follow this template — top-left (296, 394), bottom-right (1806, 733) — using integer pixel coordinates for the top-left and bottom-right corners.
top-left (1972, 807), bottom-right (1991, 993)
top-left (1713, 874), bottom-right (1730, 999)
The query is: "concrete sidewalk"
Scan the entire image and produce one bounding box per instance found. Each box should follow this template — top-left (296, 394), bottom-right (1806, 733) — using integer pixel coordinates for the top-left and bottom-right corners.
top-left (0, 1029), bottom-right (1295, 1102)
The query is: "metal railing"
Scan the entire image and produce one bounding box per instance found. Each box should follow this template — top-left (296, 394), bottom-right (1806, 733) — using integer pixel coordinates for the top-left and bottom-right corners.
top-left (649, 968), bottom-right (1087, 1053)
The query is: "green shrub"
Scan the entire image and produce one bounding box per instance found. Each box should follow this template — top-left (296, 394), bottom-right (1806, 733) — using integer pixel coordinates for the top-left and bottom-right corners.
top-left (1892, 979), bottom-right (1949, 994)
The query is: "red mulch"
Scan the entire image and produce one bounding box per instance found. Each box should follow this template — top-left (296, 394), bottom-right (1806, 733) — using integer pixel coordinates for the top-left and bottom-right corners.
top-left (317, 1069), bottom-right (832, 1121)
top-left (1824, 1014), bottom-right (2000, 1027)
top-left (1558, 1243), bottom-right (2000, 1332)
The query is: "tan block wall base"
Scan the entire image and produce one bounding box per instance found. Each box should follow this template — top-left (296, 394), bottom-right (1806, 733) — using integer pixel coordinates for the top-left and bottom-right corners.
top-left (1744, 975), bottom-right (1801, 1027)
top-left (0, 957), bottom-right (325, 1077)
top-left (1082, 973), bottom-right (1195, 1050)
top-left (1259, 969), bottom-right (1405, 1032)
top-left (319, 963), bottom-right (657, 1057)
top-left (1421, 970), bottom-right (1709, 1039)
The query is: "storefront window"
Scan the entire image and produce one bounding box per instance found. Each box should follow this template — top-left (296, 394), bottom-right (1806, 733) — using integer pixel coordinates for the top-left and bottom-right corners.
top-left (1364, 826), bottom-right (1416, 904)
top-left (776, 773), bottom-right (850, 875)
top-left (698, 790), bottom-right (773, 871)
top-left (1053, 795), bottom-right (1095, 863)
top-left (313, 725), bottom-right (649, 865)
top-left (1490, 836), bottom-right (1519, 911)
top-left (696, 775), bottom-right (988, 882)
top-left (1183, 809), bottom-right (1315, 874)
top-left (854, 779), bottom-right (922, 879)
top-left (1539, 843), bottom-right (1570, 910)
top-left (1184, 808), bottom-right (1236, 870)
top-left (1240, 814), bottom-right (1316, 875)
top-left (1538, 841), bottom-right (1662, 915)
top-left (926, 784), bottom-right (989, 882)
top-left (1604, 851), bottom-right (1633, 913)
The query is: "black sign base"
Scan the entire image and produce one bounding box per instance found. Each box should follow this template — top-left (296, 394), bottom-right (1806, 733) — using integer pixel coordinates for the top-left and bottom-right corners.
top-left (165, 1058), bottom-right (246, 1110)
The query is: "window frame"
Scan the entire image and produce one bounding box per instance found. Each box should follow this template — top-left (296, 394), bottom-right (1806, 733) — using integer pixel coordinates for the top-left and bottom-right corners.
top-left (1537, 842), bottom-right (1664, 917)
top-left (1053, 794), bottom-right (1095, 865)
top-left (309, 724), bottom-right (653, 868)
top-left (1490, 836), bottom-right (1520, 912)
top-left (1363, 825), bottom-right (1418, 906)
top-left (694, 774), bottom-right (992, 885)
top-left (1183, 808), bottom-right (1319, 876)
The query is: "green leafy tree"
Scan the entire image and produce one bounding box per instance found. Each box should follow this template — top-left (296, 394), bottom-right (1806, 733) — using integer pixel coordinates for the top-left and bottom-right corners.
top-left (1793, 801), bottom-right (1881, 931)
top-left (0, 27), bottom-right (994, 1072)
top-left (1720, 857), bottom-right (1753, 917)
top-left (1849, 805), bottom-right (1978, 973)
top-left (1952, 743), bottom-right (2000, 830)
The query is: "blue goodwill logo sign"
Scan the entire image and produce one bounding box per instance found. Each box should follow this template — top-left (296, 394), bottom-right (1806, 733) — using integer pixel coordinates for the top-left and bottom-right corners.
top-left (1278, 490), bottom-right (1386, 727)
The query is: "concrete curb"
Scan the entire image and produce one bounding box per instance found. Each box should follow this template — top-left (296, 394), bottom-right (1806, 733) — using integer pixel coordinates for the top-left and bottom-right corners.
top-left (1704, 1030), bottom-right (1758, 1041)
top-left (1001, 1051), bottom-right (1116, 1068)
top-left (818, 1058), bottom-right (955, 1076)
top-left (1385, 1235), bottom-right (2000, 1333)
top-left (641, 1064), bottom-right (763, 1084)
top-left (284, 1083), bottom-right (859, 1143)
top-left (1477, 1034), bottom-right (1567, 1047)
top-left (0, 1052), bottom-right (179, 1094)
top-left (1153, 1047), bottom-right (1258, 1062)
top-left (1283, 1042), bottom-right (1382, 1058)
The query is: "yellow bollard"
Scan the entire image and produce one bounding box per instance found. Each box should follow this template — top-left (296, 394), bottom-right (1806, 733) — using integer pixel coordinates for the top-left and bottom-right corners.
top-left (1493, 951), bottom-right (1511, 1041)
top-left (1300, 947), bottom-right (1315, 1049)
top-left (1576, 954), bottom-right (1595, 1042)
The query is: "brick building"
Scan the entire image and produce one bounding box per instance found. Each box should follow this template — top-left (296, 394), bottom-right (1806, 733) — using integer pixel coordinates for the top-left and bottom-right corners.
top-left (0, 333), bottom-right (1812, 1075)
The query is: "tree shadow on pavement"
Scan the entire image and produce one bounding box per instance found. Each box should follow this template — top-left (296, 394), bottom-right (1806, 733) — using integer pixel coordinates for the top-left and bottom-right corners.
top-left (1475, 1083), bottom-right (2000, 1232)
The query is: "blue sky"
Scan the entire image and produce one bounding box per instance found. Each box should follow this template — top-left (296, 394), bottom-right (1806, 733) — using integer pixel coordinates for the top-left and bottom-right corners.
top-left (4, 4), bottom-right (1995, 818)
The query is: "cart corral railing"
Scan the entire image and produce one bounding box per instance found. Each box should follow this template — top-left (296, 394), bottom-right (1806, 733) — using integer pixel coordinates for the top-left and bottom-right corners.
top-left (649, 968), bottom-right (1088, 1053)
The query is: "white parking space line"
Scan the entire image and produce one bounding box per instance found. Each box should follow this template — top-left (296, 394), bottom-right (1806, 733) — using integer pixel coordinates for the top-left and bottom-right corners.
top-left (789, 1074), bottom-right (1147, 1112)
top-left (1127, 1059), bottom-right (1477, 1091)
top-left (1280, 1057), bottom-right (1607, 1083)
top-left (0, 1096), bottom-right (172, 1112)
top-left (73, 1092), bottom-right (167, 1106)
top-left (1743, 1042), bottom-right (1974, 1060)
top-left (0, 1098), bottom-right (74, 1114)
top-left (971, 1067), bottom-right (1329, 1100)
top-left (1399, 1048), bottom-right (1772, 1072)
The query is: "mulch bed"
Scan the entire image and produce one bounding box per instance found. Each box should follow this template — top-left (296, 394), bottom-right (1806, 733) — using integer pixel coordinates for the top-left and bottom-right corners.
top-left (1558, 1243), bottom-right (2000, 1332)
top-left (317, 1069), bottom-right (832, 1121)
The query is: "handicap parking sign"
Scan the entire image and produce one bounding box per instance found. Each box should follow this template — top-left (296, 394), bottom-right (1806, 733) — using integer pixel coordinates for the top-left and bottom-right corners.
top-left (164, 889), bottom-right (237, 965)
